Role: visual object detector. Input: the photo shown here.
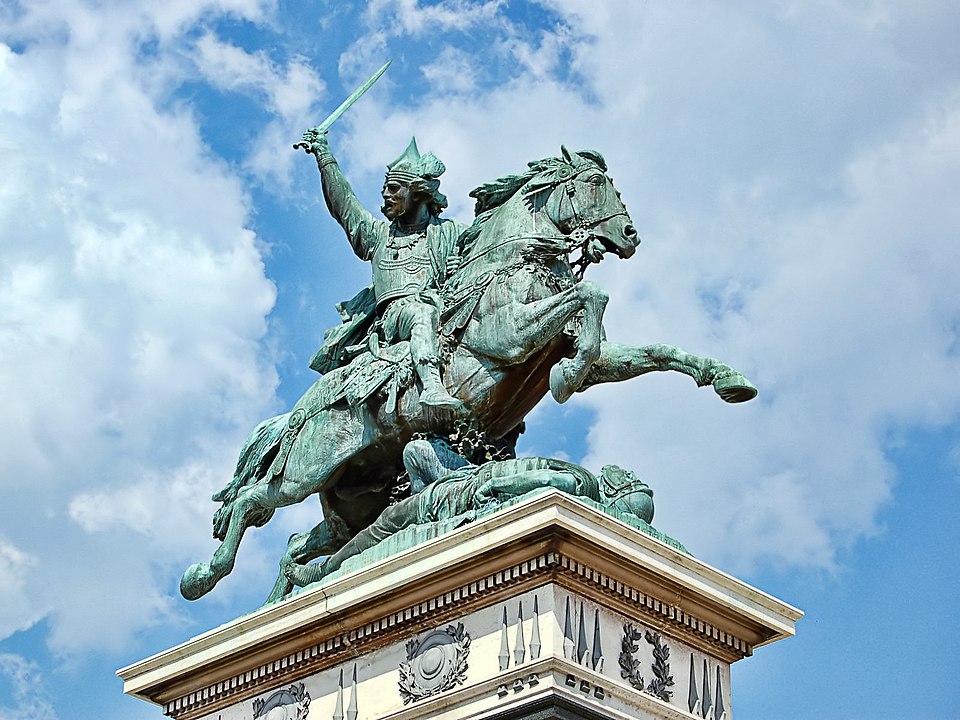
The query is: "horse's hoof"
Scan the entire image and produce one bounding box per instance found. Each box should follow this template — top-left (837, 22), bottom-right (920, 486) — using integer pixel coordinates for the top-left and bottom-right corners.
top-left (550, 363), bottom-right (576, 404)
top-left (180, 563), bottom-right (216, 600)
top-left (262, 580), bottom-right (294, 607)
top-left (713, 372), bottom-right (758, 403)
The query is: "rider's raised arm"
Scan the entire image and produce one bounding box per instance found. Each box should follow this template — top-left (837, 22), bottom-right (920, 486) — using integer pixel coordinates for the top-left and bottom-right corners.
top-left (307, 131), bottom-right (380, 261)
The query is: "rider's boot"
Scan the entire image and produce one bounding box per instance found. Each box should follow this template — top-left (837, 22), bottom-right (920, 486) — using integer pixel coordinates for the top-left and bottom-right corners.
top-left (416, 358), bottom-right (461, 410)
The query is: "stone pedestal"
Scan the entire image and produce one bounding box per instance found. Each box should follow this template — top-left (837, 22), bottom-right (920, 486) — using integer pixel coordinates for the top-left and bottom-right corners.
top-left (119, 491), bottom-right (801, 720)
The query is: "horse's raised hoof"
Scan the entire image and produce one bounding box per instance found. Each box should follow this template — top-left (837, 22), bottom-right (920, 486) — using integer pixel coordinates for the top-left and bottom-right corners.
top-left (713, 372), bottom-right (758, 403)
top-left (550, 362), bottom-right (577, 404)
top-left (180, 562), bottom-right (217, 601)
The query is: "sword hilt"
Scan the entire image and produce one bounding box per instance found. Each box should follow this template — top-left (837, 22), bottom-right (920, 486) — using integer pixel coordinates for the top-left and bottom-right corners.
top-left (293, 127), bottom-right (327, 153)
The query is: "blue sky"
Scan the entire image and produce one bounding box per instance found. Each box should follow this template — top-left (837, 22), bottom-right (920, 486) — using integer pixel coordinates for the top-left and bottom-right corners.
top-left (1, 1), bottom-right (958, 718)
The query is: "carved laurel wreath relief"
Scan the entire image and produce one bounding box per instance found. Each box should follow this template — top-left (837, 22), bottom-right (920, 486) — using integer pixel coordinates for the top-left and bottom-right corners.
top-left (619, 623), bottom-right (675, 702)
top-left (252, 683), bottom-right (311, 720)
top-left (398, 622), bottom-right (471, 704)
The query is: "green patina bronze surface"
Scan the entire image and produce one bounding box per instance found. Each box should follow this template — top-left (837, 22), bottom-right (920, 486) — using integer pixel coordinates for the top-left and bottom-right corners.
top-left (283, 451), bottom-right (680, 589)
top-left (179, 66), bottom-right (757, 604)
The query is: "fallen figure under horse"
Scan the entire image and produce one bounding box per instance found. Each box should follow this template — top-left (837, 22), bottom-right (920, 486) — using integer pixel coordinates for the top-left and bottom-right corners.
top-left (282, 439), bottom-right (671, 588)
top-left (180, 146), bottom-right (757, 604)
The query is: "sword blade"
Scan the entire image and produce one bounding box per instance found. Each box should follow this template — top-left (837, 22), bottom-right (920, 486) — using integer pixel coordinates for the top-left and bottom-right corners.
top-left (294, 60), bottom-right (391, 149)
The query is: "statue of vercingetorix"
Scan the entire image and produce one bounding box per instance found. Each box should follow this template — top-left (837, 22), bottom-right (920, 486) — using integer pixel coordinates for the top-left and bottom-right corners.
top-left (303, 130), bottom-right (466, 409)
top-left (179, 65), bottom-right (758, 603)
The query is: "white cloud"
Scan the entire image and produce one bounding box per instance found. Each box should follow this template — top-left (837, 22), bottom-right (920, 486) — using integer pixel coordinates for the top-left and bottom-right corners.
top-left (363, 0), bottom-right (505, 37)
top-left (421, 47), bottom-right (478, 94)
top-left (0, 541), bottom-right (45, 642)
top-left (0, 0), bottom-right (282, 656)
top-left (496, 24), bottom-right (574, 79)
top-left (193, 33), bottom-right (324, 120)
top-left (0, 654), bottom-right (57, 720)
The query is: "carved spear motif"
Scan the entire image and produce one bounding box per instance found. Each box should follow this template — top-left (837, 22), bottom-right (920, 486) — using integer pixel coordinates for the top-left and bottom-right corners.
top-left (499, 607), bottom-right (510, 671)
top-left (529, 595), bottom-right (542, 660)
top-left (688, 654), bottom-right (700, 714)
top-left (701, 659), bottom-right (712, 719)
top-left (591, 608), bottom-right (603, 671)
top-left (333, 668), bottom-right (344, 720)
top-left (514, 601), bottom-right (526, 665)
top-left (346, 664), bottom-right (358, 720)
top-left (576, 602), bottom-right (589, 665)
top-left (714, 665), bottom-right (726, 720)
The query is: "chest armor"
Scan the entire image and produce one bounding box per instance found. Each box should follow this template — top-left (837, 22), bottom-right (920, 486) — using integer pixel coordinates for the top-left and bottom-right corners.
top-left (372, 229), bottom-right (433, 305)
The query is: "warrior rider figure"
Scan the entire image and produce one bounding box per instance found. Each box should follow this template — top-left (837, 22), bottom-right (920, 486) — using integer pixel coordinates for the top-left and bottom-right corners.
top-left (303, 130), bottom-right (464, 410)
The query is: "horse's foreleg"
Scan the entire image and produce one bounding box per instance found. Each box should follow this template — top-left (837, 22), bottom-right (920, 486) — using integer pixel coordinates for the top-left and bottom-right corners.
top-left (468, 284), bottom-right (587, 364)
top-left (466, 279), bottom-right (609, 400)
top-left (577, 342), bottom-right (758, 403)
top-left (548, 280), bottom-right (608, 403)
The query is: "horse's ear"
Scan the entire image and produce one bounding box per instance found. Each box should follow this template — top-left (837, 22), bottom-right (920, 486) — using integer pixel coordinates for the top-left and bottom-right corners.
top-left (561, 145), bottom-right (575, 164)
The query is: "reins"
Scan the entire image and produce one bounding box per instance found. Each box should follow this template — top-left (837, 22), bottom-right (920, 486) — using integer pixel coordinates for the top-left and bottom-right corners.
top-left (452, 160), bottom-right (629, 283)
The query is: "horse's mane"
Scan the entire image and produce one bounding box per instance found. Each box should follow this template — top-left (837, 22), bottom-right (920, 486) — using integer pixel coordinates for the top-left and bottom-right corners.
top-left (458, 149), bottom-right (608, 253)
top-left (470, 168), bottom-right (537, 216)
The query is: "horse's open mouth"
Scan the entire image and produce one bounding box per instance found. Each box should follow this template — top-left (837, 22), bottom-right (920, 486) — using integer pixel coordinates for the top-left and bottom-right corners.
top-left (594, 235), bottom-right (635, 260)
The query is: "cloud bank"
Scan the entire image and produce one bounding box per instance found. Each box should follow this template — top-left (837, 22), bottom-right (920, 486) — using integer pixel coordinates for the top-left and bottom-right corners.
top-left (0, 0), bottom-right (310, 656)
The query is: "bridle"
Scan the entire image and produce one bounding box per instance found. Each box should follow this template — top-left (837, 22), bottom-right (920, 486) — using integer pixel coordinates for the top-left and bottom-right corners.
top-left (540, 165), bottom-right (630, 278)
top-left (455, 161), bottom-right (628, 280)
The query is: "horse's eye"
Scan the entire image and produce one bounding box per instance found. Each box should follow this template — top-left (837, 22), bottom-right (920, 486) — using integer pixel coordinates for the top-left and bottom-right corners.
top-left (588, 174), bottom-right (605, 186)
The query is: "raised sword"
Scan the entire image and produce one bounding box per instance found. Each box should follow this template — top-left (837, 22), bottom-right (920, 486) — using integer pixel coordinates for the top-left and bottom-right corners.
top-left (293, 60), bottom-right (391, 151)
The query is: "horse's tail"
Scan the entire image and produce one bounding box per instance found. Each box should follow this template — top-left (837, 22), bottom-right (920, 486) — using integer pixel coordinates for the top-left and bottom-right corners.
top-left (211, 413), bottom-right (288, 540)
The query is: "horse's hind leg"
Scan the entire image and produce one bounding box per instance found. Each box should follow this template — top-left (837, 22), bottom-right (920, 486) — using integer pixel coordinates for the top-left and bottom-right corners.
top-left (263, 515), bottom-right (352, 604)
top-left (181, 477), bottom-right (320, 600)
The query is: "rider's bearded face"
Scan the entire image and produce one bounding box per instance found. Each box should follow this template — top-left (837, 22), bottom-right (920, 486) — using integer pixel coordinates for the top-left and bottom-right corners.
top-left (381, 180), bottom-right (418, 221)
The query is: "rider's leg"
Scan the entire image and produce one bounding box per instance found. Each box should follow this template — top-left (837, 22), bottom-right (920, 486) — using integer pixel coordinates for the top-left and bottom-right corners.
top-left (396, 301), bottom-right (460, 409)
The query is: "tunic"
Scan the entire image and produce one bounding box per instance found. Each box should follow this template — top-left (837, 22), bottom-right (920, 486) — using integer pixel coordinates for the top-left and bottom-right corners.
top-left (318, 160), bottom-right (464, 308)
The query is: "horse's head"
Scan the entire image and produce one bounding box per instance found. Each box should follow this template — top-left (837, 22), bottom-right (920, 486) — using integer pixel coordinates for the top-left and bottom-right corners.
top-left (525, 146), bottom-right (639, 265)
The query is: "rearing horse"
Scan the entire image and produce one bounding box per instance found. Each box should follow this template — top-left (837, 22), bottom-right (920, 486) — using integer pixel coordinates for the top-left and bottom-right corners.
top-left (439, 146), bottom-right (639, 436)
top-left (181, 147), bottom-right (756, 604)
